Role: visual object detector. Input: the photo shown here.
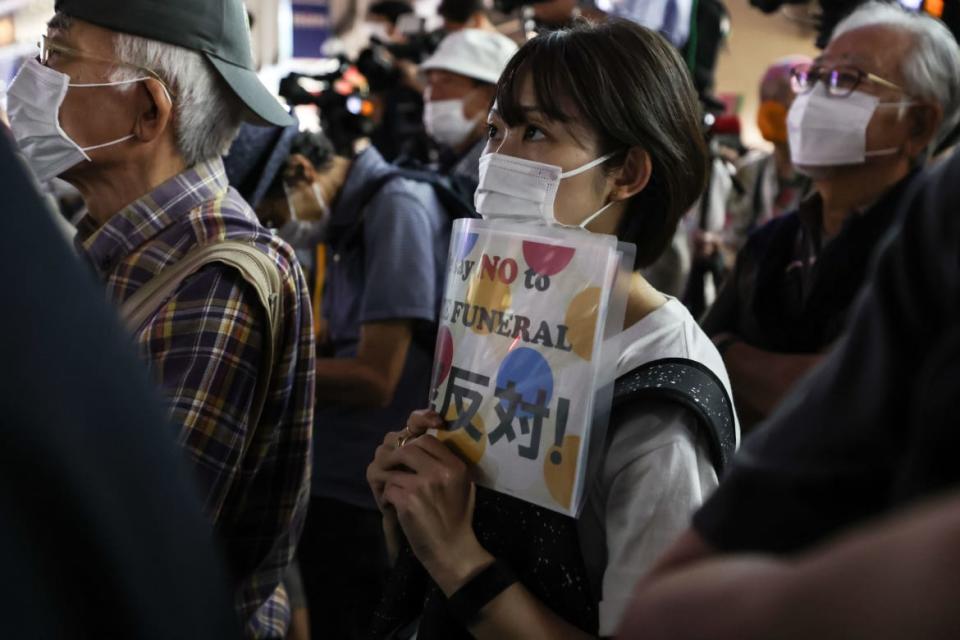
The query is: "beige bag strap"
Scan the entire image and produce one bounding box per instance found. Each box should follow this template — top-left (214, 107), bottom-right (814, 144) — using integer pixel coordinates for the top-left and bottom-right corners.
top-left (120, 241), bottom-right (282, 427)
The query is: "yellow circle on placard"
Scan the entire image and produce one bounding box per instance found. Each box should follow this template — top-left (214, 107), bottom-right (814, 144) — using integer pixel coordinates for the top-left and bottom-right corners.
top-left (465, 276), bottom-right (513, 336)
top-left (564, 287), bottom-right (601, 361)
top-left (544, 435), bottom-right (581, 510)
top-left (437, 406), bottom-right (487, 465)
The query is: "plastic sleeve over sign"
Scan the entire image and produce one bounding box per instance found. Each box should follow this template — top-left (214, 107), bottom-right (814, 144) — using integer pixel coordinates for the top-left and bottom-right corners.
top-left (428, 218), bottom-right (635, 517)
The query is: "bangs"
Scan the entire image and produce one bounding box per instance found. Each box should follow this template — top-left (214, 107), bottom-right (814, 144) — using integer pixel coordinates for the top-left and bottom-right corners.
top-left (494, 32), bottom-right (582, 127)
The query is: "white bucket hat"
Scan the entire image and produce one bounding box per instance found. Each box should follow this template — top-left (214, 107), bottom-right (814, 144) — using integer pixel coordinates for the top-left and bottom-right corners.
top-left (421, 29), bottom-right (519, 85)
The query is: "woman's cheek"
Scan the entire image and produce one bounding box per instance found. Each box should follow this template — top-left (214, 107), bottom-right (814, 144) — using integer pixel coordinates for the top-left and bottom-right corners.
top-left (553, 178), bottom-right (595, 225)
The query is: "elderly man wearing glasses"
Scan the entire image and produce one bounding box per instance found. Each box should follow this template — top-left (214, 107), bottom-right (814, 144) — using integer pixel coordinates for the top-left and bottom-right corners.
top-left (702, 0), bottom-right (960, 432)
top-left (6, 1), bottom-right (316, 638)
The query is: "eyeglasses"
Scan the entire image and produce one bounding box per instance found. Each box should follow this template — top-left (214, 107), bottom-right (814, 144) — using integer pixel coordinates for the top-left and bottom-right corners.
top-left (790, 63), bottom-right (904, 98)
top-left (38, 35), bottom-right (176, 99)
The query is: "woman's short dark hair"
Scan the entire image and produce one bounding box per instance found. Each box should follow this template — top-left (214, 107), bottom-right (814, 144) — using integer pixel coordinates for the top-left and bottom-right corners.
top-left (495, 19), bottom-right (708, 268)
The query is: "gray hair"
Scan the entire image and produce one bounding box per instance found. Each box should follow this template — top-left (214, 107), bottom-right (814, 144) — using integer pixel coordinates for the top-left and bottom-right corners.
top-left (47, 11), bottom-right (246, 167)
top-left (833, 1), bottom-right (960, 152)
top-left (49, 11), bottom-right (245, 166)
top-left (110, 33), bottom-right (245, 166)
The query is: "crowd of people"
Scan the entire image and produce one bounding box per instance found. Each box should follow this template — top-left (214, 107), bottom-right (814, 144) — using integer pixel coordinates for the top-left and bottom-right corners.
top-left (3, 0), bottom-right (960, 638)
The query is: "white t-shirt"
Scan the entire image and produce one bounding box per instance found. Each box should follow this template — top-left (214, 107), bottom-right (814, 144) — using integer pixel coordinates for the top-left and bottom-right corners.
top-left (577, 298), bottom-right (739, 636)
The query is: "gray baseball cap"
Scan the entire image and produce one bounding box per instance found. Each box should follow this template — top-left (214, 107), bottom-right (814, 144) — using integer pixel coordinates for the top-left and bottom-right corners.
top-left (54, 0), bottom-right (294, 127)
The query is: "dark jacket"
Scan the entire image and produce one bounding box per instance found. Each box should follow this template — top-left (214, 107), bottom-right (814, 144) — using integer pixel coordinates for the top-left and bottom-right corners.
top-left (694, 154), bottom-right (960, 553)
top-left (703, 172), bottom-right (920, 353)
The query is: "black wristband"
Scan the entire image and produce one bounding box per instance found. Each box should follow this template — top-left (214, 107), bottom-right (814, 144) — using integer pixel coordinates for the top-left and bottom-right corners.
top-left (446, 559), bottom-right (517, 627)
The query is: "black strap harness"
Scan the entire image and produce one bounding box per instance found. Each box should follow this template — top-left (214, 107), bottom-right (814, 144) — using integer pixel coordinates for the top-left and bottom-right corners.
top-left (613, 357), bottom-right (737, 473)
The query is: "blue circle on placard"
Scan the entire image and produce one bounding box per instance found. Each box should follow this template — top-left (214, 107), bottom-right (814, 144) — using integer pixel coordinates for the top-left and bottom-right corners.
top-left (496, 348), bottom-right (554, 419)
top-left (454, 232), bottom-right (479, 261)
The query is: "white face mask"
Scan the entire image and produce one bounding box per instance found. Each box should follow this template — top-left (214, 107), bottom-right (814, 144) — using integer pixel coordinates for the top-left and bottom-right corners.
top-left (424, 99), bottom-right (478, 149)
top-left (277, 181), bottom-right (329, 249)
top-left (474, 152), bottom-right (617, 228)
top-left (788, 82), bottom-right (912, 170)
top-left (8, 58), bottom-right (146, 183)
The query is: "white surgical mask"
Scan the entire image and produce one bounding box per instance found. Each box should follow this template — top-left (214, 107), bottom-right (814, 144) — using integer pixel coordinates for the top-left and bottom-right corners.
top-left (788, 83), bottom-right (912, 169)
top-left (8, 58), bottom-right (146, 183)
top-left (277, 181), bottom-right (329, 249)
top-left (475, 151), bottom-right (617, 228)
top-left (424, 99), bottom-right (477, 149)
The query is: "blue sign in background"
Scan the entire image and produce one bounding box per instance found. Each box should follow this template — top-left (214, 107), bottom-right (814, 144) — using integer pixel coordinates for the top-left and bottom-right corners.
top-left (292, 0), bottom-right (331, 59)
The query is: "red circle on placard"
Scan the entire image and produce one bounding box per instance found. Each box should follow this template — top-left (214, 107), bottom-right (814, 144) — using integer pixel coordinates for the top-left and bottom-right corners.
top-left (522, 242), bottom-right (576, 277)
top-left (433, 326), bottom-right (454, 387)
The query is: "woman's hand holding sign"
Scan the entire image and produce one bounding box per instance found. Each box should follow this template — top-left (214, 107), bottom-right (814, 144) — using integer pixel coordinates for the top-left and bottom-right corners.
top-left (367, 410), bottom-right (495, 594)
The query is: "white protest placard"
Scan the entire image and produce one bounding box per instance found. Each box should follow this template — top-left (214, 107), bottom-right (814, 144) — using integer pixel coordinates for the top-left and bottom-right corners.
top-left (429, 218), bottom-right (633, 517)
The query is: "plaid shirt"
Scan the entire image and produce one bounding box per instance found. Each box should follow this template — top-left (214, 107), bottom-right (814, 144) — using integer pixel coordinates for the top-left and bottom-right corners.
top-left (75, 159), bottom-right (315, 638)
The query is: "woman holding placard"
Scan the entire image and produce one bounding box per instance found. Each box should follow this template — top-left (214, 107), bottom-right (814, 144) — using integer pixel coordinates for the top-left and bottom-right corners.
top-left (366, 18), bottom-right (738, 639)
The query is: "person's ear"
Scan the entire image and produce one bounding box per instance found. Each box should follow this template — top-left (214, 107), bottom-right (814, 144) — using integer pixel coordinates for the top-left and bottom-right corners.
top-left (133, 78), bottom-right (174, 144)
top-left (904, 102), bottom-right (942, 159)
top-left (609, 147), bottom-right (652, 201)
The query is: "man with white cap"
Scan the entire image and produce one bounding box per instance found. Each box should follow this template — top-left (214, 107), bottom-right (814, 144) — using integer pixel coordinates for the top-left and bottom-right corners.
top-left (420, 29), bottom-right (518, 192)
top-left (5, 1), bottom-right (316, 637)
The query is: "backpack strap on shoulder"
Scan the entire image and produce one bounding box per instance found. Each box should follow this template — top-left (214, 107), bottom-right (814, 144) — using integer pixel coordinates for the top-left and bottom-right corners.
top-left (613, 358), bottom-right (737, 473)
top-left (119, 240), bottom-right (283, 428)
top-left (389, 167), bottom-right (477, 220)
top-left (328, 166), bottom-right (478, 251)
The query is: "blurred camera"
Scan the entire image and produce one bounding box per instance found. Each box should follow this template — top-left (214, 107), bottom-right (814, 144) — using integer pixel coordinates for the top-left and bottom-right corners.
top-left (278, 63), bottom-right (376, 155)
top-left (356, 29), bottom-right (446, 92)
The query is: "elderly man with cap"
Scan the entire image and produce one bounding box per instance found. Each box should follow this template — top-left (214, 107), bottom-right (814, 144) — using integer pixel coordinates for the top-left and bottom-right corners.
top-left (6, 1), bottom-right (315, 637)
top-left (420, 29), bottom-right (518, 194)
